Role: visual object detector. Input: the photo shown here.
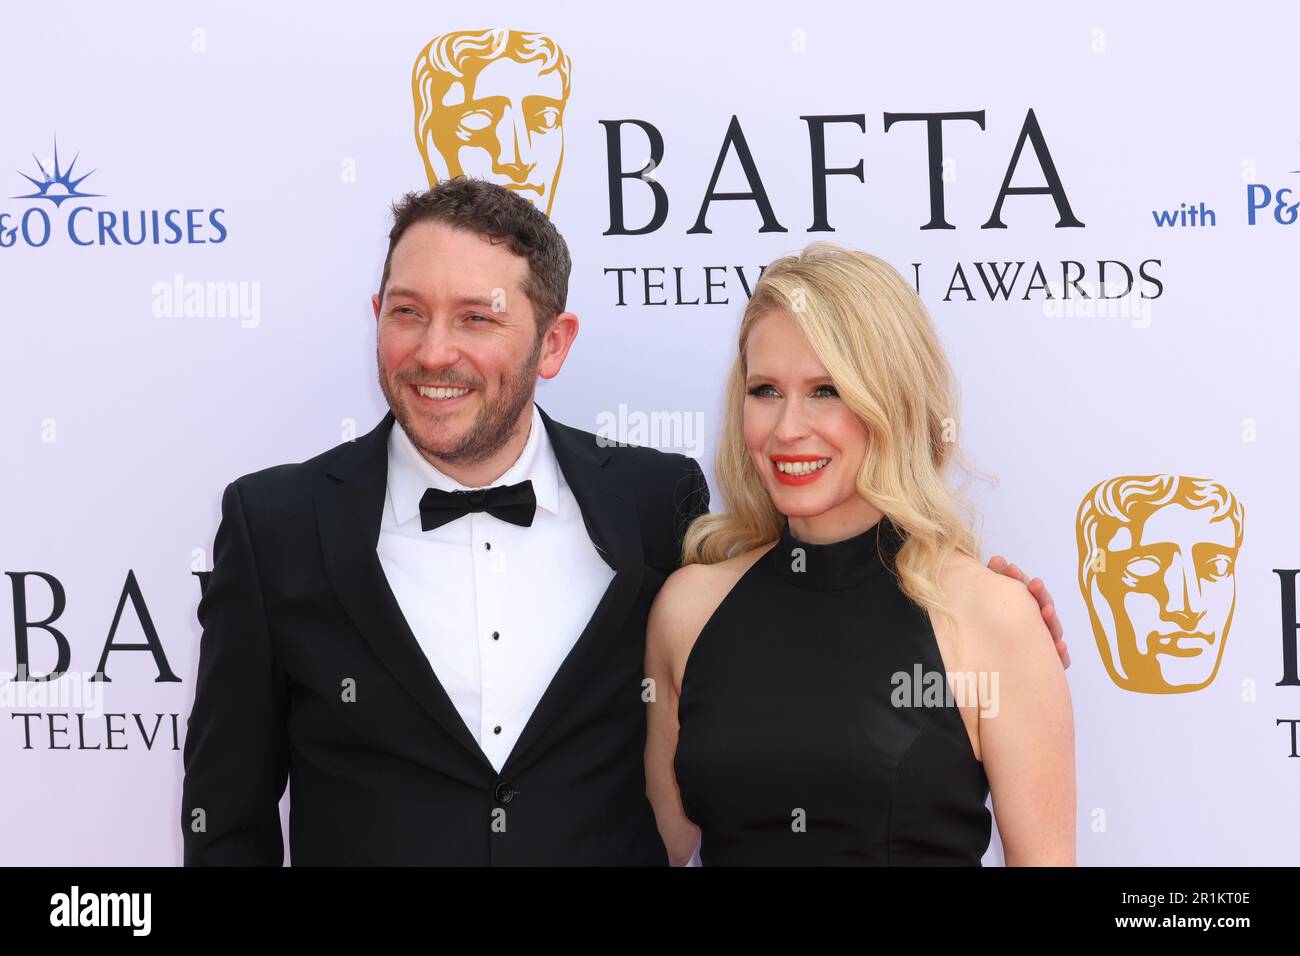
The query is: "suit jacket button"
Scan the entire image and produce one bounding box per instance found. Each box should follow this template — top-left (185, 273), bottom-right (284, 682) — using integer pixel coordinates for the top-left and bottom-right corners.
top-left (493, 782), bottom-right (515, 804)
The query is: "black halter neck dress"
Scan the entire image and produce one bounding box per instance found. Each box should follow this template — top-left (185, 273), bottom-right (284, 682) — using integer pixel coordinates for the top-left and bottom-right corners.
top-left (674, 519), bottom-right (992, 865)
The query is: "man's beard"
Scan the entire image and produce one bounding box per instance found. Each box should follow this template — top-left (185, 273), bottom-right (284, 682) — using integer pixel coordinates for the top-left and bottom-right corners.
top-left (377, 337), bottom-right (541, 468)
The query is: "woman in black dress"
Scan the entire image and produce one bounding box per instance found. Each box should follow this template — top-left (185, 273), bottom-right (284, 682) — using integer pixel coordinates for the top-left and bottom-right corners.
top-left (645, 243), bottom-right (1075, 865)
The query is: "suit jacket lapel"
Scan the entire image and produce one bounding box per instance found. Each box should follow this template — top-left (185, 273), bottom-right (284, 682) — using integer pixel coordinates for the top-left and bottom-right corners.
top-left (315, 411), bottom-right (495, 775)
top-left (314, 406), bottom-right (647, 779)
top-left (500, 405), bottom-right (646, 775)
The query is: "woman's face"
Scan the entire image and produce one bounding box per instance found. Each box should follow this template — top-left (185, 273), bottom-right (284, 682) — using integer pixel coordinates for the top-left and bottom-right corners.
top-left (743, 309), bottom-right (879, 540)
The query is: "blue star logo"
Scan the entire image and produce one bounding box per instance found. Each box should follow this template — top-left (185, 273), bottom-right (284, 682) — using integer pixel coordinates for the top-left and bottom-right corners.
top-left (13, 137), bottom-right (101, 206)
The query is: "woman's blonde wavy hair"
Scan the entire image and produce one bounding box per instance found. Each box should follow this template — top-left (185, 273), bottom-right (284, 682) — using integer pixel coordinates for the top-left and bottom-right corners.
top-left (681, 242), bottom-right (985, 626)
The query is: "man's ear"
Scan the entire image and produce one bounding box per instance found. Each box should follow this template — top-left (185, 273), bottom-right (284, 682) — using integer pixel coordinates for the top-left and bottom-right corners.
top-left (537, 312), bottom-right (580, 380)
top-left (372, 293), bottom-right (382, 322)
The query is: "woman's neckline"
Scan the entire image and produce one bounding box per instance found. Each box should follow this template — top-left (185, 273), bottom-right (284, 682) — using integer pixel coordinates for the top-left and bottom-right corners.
top-left (769, 517), bottom-right (903, 592)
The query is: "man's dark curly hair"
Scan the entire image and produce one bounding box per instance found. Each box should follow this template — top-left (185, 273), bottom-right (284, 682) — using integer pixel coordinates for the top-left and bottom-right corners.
top-left (378, 176), bottom-right (571, 332)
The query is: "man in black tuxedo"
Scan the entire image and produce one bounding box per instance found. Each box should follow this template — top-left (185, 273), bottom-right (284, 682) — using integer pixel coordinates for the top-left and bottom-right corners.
top-left (181, 177), bottom-right (1066, 865)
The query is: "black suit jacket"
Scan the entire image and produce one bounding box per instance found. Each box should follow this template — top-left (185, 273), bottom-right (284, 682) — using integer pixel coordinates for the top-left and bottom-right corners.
top-left (181, 405), bottom-right (710, 865)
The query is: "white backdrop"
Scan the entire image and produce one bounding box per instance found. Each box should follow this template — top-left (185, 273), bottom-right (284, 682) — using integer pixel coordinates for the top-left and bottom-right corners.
top-left (3, 0), bottom-right (1298, 865)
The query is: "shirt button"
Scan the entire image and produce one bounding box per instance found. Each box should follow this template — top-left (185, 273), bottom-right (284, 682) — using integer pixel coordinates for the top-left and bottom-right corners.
top-left (493, 725), bottom-right (502, 735)
top-left (493, 782), bottom-right (515, 804)
top-left (484, 541), bottom-right (492, 550)
top-left (491, 631), bottom-right (500, 641)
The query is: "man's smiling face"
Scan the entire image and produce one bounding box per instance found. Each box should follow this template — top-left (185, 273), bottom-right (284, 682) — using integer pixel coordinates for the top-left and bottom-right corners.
top-left (374, 221), bottom-right (542, 471)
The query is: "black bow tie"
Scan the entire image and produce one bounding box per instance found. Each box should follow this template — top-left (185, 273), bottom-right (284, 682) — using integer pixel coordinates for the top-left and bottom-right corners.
top-left (419, 480), bottom-right (537, 532)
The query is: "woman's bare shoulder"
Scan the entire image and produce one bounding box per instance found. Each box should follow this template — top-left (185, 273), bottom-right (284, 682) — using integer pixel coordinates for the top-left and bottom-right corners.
top-left (648, 546), bottom-right (771, 669)
top-left (936, 550), bottom-right (1002, 598)
top-left (934, 550), bottom-right (1050, 659)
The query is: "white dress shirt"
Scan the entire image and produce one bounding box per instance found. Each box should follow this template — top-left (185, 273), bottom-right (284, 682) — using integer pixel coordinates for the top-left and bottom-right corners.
top-left (376, 405), bottom-right (615, 772)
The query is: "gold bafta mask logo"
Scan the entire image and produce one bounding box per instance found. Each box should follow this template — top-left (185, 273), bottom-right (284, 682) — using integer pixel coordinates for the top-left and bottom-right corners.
top-left (412, 29), bottom-right (571, 215)
top-left (1076, 475), bottom-right (1244, 694)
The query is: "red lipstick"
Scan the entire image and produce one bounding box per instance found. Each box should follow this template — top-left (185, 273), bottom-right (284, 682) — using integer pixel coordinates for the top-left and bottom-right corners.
top-left (770, 454), bottom-right (831, 487)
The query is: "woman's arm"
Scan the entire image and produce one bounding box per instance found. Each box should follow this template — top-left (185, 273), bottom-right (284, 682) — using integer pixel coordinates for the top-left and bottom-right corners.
top-left (972, 573), bottom-right (1077, 865)
top-left (644, 568), bottom-right (705, 866)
